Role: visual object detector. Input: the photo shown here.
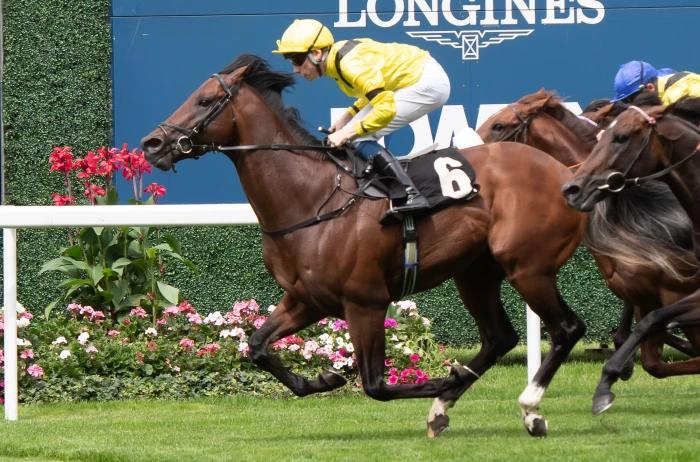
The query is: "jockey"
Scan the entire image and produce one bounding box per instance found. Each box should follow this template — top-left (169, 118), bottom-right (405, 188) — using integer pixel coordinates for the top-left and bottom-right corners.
top-left (612, 61), bottom-right (700, 111)
top-left (273, 19), bottom-right (451, 217)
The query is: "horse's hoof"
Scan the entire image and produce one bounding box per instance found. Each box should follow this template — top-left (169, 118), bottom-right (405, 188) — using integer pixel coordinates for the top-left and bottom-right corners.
top-left (427, 414), bottom-right (450, 438)
top-left (524, 413), bottom-right (548, 438)
top-left (319, 370), bottom-right (347, 390)
top-left (592, 391), bottom-right (616, 416)
top-left (619, 360), bottom-right (634, 381)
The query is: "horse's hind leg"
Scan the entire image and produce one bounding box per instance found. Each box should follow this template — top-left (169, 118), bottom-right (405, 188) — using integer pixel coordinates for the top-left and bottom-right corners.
top-left (592, 297), bottom-right (698, 415)
top-left (510, 273), bottom-right (585, 437)
top-left (249, 293), bottom-right (347, 396)
top-left (426, 257), bottom-right (518, 438)
top-left (639, 331), bottom-right (700, 378)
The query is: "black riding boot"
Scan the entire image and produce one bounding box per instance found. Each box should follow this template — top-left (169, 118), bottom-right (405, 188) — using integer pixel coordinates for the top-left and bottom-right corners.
top-left (371, 147), bottom-right (430, 216)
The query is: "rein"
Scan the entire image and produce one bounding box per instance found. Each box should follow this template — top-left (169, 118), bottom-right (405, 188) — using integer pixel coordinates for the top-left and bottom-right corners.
top-left (597, 106), bottom-right (700, 192)
top-left (161, 72), bottom-right (360, 236)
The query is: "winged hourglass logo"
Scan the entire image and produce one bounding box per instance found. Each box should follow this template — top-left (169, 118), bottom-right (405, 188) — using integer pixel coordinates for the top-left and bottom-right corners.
top-left (406, 29), bottom-right (533, 60)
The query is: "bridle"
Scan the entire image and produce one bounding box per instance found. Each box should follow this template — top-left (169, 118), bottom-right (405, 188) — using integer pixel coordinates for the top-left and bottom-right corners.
top-left (496, 105), bottom-right (534, 143)
top-left (159, 74), bottom-right (240, 156)
top-left (597, 105), bottom-right (700, 192)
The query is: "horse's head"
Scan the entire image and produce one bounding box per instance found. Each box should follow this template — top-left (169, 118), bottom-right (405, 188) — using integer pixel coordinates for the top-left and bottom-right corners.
top-left (581, 99), bottom-right (628, 130)
top-left (477, 89), bottom-right (562, 143)
top-left (140, 65), bottom-right (250, 170)
top-left (562, 104), bottom-right (690, 211)
top-left (141, 54), bottom-right (302, 171)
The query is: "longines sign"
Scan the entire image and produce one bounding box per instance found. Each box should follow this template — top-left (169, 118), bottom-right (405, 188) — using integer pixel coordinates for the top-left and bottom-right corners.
top-left (335, 0), bottom-right (606, 59)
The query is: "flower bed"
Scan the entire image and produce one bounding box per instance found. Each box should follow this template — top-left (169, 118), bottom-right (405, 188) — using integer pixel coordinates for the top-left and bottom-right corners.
top-left (1, 300), bottom-right (453, 404)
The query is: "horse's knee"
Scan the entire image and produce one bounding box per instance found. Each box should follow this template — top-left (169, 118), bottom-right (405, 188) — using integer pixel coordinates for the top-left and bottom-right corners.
top-left (363, 379), bottom-right (391, 401)
top-left (550, 316), bottom-right (586, 346)
top-left (641, 360), bottom-right (670, 379)
top-left (248, 331), bottom-right (267, 363)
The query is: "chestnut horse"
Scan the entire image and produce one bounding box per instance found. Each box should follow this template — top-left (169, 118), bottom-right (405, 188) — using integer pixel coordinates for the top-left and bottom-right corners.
top-left (478, 90), bottom-right (699, 380)
top-left (141, 55), bottom-right (587, 437)
top-left (563, 100), bottom-right (700, 415)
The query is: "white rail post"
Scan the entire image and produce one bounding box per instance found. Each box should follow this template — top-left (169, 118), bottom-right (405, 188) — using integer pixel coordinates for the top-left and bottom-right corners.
top-left (3, 226), bottom-right (18, 421)
top-left (526, 304), bottom-right (541, 383)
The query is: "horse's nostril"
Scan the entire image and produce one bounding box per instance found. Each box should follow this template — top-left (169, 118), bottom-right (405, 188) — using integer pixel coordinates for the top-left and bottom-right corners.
top-left (561, 183), bottom-right (581, 197)
top-left (142, 137), bottom-right (164, 154)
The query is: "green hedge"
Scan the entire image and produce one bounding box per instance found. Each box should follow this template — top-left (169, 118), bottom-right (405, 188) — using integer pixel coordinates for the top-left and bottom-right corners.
top-left (1, 0), bottom-right (622, 347)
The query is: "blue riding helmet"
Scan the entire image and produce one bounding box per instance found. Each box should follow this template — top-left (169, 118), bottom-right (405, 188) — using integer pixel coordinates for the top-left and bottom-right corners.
top-left (612, 60), bottom-right (659, 102)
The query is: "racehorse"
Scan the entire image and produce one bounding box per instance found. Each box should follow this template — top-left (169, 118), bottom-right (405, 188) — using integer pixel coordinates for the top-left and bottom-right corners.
top-left (562, 99), bottom-right (700, 415)
top-left (478, 90), bottom-right (699, 380)
top-left (140, 55), bottom-right (587, 437)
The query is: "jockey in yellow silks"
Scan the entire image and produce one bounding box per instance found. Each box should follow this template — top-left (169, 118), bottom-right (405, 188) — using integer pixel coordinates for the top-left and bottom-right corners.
top-left (273, 19), bottom-right (451, 216)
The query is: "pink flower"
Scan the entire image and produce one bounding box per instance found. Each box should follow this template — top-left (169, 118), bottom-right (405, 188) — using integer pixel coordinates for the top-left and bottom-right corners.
top-left (196, 343), bottom-right (221, 357)
top-left (130, 307), bottom-right (148, 318)
top-left (384, 318), bottom-right (398, 328)
top-left (177, 300), bottom-right (195, 314)
top-left (107, 329), bottom-right (120, 337)
top-left (67, 303), bottom-right (82, 313)
top-left (51, 193), bottom-right (74, 206)
top-left (409, 354), bottom-right (421, 364)
top-left (179, 338), bottom-right (195, 350)
top-left (79, 305), bottom-right (95, 317)
top-left (253, 316), bottom-right (267, 329)
top-left (438, 344), bottom-right (446, 353)
top-left (144, 182), bottom-right (167, 197)
top-left (85, 345), bottom-right (99, 354)
top-left (122, 318), bottom-right (132, 326)
top-left (48, 146), bottom-right (74, 173)
top-left (163, 306), bottom-right (180, 318)
top-left (20, 349), bottom-right (34, 359)
top-left (331, 319), bottom-right (348, 331)
top-left (0, 349), bottom-right (4, 364)
top-left (387, 375), bottom-right (399, 385)
top-left (27, 364), bottom-right (44, 379)
top-left (89, 311), bottom-right (105, 322)
top-left (156, 319), bottom-right (167, 326)
top-left (384, 358), bottom-right (393, 367)
top-left (186, 313), bottom-right (202, 324)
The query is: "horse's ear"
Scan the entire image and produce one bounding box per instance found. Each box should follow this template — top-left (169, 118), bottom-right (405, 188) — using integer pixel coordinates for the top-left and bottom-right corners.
top-left (227, 65), bottom-right (250, 83)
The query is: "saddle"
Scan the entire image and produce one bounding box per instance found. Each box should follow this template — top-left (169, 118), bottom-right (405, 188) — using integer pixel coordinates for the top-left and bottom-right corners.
top-left (342, 146), bottom-right (480, 218)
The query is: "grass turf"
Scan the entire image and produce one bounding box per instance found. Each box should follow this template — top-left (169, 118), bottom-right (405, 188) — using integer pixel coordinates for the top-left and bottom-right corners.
top-left (1, 349), bottom-right (699, 462)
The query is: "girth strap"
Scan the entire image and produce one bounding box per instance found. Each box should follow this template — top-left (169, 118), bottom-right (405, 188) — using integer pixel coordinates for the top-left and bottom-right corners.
top-left (400, 215), bottom-right (419, 299)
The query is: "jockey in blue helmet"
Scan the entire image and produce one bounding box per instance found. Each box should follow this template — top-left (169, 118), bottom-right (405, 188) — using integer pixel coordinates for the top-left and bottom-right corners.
top-left (611, 61), bottom-right (659, 103)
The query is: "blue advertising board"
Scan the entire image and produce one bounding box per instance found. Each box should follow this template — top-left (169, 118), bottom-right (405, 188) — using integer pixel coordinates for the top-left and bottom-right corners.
top-left (112, 1), bottom-right (700, 204)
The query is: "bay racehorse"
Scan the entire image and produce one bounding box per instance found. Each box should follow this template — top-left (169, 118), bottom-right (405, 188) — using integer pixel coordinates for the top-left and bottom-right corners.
top-left (478, 90), bottom-right (699, 382)
top-left (141, 55), bottom-right (587, 437)
top-left (562, 99), bottom-right (700, 415)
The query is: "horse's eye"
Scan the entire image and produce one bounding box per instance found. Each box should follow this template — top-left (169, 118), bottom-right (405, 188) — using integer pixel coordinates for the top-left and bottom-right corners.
top-left (198, 99), bottom-right (212, 107)
top-left (492, 123), bottom-right (504, 131)
top-left (613, 133), bottom-right (629, 144)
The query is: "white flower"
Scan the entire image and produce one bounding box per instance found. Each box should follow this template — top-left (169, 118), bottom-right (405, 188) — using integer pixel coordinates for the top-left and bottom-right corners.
top-left (288, 344), bottom-right (300, 352)
top-left (59, 349), bottom-right (71, 360)
top-left (203, 311), bottom-right (225, 326)
top-left (77, 332), bottom-right (90, 345)
top-left (52, 336), bottom-right (68, 345)
top-left (17, 317), bottom-right (30, 328)
top-left (238, 342), bottom-right (250, 354)
top-left (16, 338), bottom-right (32, 347)
top-left (390, 334), bottom-right (399, 342)
top-left (345, 343), bottom-right (355, 353)
top-left (145, 327), bottom-right (158, 337)
top-left (335, 337), bottom-right (345, 347)
top-left (421, 317), bottom-right (431, 327)
top-left (85, 345), bottom-right (98, 354)
top-left (230, 327), bottom-right (246, 340)
top-left (318, 333), bottom-right (331, 345)
top-left (403, 346), bottom-right (414, 355)
top-left (267, 305), bottom-right (276, 313)
top-left (344, 332), bottom-right (350, 340)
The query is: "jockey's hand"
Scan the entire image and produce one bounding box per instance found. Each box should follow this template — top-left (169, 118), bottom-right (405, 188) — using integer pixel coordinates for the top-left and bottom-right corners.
top-left (327, 125), bottom-right (356, 147)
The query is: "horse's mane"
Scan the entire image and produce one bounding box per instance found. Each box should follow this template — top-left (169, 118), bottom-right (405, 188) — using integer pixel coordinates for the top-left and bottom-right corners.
top-left (519, 90), bottom-right (600, 146)
top-left (219, 54), bottom-right (321, 147)
top-left (586, 181), bottom-right (697, 281)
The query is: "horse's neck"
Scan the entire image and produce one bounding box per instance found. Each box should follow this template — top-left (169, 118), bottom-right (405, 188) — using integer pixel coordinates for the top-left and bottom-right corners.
top-left (555, 109), bottom-right (599, 151)
top-left (530, 116), bottom-right (590, 166)
top-left (226, 87), bottom-right (338, 231)
top-left (663, 132), bottom-right (700, 258)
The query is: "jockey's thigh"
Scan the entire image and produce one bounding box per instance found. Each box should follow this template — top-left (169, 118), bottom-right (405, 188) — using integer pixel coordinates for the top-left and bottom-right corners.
top-left (352, 57), bottom-right (451, 142)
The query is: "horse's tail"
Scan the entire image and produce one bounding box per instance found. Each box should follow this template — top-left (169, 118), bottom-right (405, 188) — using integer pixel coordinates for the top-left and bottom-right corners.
top-left (584, 181), bottom-right (698, 281)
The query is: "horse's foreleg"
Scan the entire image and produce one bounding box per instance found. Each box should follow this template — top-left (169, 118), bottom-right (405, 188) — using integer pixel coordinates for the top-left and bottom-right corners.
top-left (512, 274), bottom-right (585, 437)
top-left (592, 298), bottom-right (698, 416)
top-left (344, 302), bottom-right (466, 402)
top-left (613, 302), bottom-right (636, 381)
top-left (249, 293), bottom-right (347, 396)
top-left (427, 261), bottom-right (518, 438)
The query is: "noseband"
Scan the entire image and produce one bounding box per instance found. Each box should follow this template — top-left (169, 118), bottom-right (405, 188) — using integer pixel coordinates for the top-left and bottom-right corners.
top-left (159, 73), bottom-right (240, 155)
top-left (597, 105), bottom-right (699, 192)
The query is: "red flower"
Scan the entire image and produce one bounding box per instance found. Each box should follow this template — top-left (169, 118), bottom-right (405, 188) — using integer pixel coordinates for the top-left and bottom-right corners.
top-left (48, 146), bottom-right (74, 173)
top-left (83, 182), bottom-right (106, 202)
top-left (144, 182), bottom-right (167, 197)
top-left (50, 193), bottom-right (74, 206)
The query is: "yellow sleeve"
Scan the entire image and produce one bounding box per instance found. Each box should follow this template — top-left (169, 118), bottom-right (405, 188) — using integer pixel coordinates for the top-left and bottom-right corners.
top-left (354, 90), bottom-right (396, 135)
top-left (661, 80), bottom-right (692, 106)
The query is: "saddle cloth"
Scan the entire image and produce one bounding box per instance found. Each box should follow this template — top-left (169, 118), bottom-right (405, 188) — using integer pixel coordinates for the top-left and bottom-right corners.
top-left (353, 147), bottom-right (480, 212)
